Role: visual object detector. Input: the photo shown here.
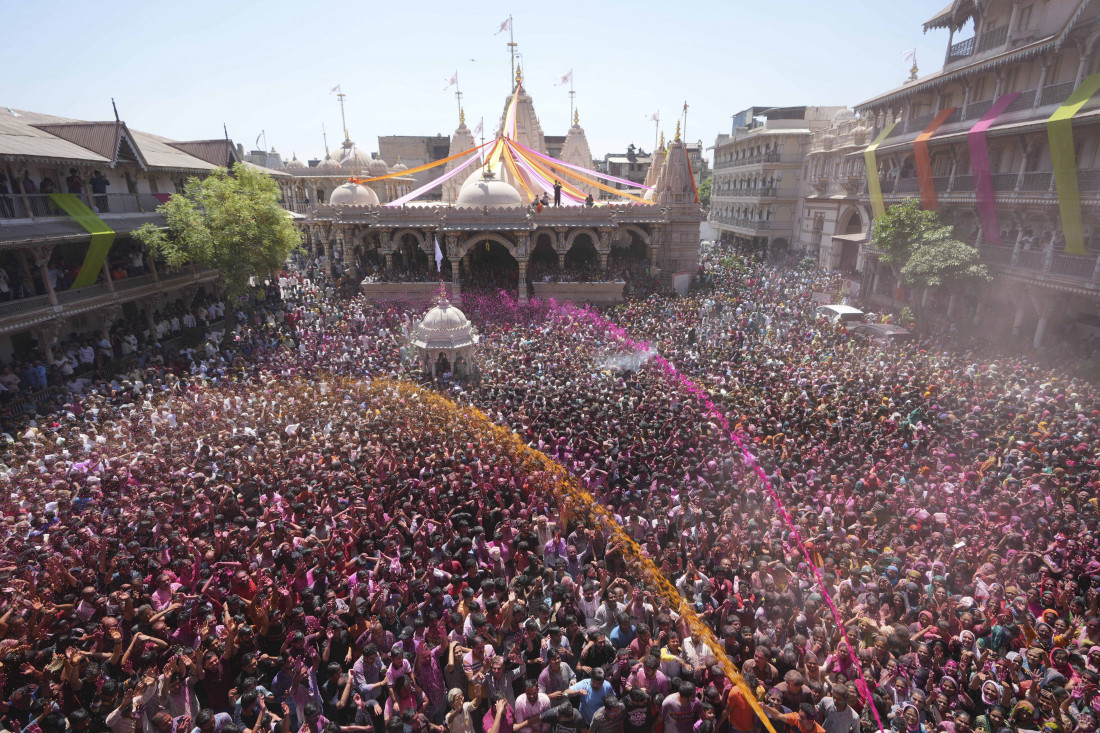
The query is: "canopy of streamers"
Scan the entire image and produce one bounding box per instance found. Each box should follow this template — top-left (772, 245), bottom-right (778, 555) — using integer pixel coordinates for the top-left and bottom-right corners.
top-left (349, 88), bottom-right (655, 207)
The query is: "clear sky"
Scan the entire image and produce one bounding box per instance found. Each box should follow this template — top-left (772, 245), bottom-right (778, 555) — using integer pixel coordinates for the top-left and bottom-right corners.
top-left (5, 0), bottom-right (953, 166)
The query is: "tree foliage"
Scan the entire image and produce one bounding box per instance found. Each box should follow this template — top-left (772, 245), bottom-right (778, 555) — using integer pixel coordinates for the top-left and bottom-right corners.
top-left (697, 177), bottom-right (712, 209)
top-left (134, 165), bottom-right (301, 299)
top-left (901, 233), bottom-right (991, 290)
top-left (870, 198), bottom-right (944, 268)
top-left (871, 198), bottom-right (990, 292)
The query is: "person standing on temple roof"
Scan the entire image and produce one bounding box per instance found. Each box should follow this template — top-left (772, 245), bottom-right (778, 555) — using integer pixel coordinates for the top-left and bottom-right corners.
top-left (553, 181), bottom-right (562, 206)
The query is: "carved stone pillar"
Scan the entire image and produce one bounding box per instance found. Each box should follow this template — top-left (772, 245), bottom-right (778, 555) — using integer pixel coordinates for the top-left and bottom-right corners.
top-left (32, 318), bottom-right (66, 363)
top-left (517, 259), bottom-right (529, 302)
top-left (449, 257), bottom-right (461, 298)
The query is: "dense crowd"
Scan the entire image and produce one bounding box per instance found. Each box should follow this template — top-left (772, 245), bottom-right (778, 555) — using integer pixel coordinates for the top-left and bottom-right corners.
top-left (1, 246), bottom-right (1098, 733)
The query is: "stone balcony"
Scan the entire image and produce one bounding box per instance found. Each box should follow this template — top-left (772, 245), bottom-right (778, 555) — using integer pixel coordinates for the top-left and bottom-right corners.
top-left (0, 265), bottom-right (218, 336)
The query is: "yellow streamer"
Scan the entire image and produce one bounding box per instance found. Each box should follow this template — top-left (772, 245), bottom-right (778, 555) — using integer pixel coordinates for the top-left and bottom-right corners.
top-left (509, 141), bottom-right (650, 204)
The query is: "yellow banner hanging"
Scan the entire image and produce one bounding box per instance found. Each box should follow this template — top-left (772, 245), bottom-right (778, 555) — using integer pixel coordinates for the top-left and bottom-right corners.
top-left (1047, 73), bottom-right (1100, 256)
top-left (864, 122), bottom-right (898, 219)
top-left (356, 140), bottom-right (492, 183)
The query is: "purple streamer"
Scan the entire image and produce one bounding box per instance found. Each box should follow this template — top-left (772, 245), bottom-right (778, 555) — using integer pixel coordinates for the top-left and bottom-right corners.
top-left (509, 139), bottom-right (654, 191)
top-left (508, 146), bottom-right (585, 205)
top-left (385, 153), bottom-right (482, 207)
top-left (967, 93), bottom-right (1019, 247)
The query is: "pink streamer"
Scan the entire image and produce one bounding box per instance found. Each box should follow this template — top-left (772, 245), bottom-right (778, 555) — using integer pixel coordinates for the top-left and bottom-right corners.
top-left (967, 93), bottom-right (1019, 247)
top-left (540, 300), bottom-right (887, 733)
top-left (385, 153), bottom-right (483, 207)
top-left (508, 147), bottom-right (585, 205)
top-left (509, 139), bottom-right (654, 190)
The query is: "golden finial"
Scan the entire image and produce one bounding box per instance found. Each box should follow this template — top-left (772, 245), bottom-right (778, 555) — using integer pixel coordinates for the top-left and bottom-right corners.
top-left (659, 131), bottom-right (665, 148)
top-left (908, 60), bottom-right (919, 82)
top-left (573, 109), bottom-right (579, 126)
top-left (460, 108), bottom-right (466, 125)
top-left (674, 121), bottom-right (681, 141)
top-left (516, 65), bottom-right (523, 86)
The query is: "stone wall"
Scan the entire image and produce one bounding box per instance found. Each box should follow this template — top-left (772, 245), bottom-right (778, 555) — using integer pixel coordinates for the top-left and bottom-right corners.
top-left (529, 281), bottom-right (625, 305)
top-left (360, 282), bottom-right (443, 303)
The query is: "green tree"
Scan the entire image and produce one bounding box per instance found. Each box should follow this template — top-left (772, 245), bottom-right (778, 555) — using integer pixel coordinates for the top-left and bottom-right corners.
top-left (870, 198), bottom-right (990, 326)
top-left (697, 177), bottom-right (712, 209)
top-left (134, 165), bottom-right (301, 301)
top-left (870, 198), bottom-right (944, 272)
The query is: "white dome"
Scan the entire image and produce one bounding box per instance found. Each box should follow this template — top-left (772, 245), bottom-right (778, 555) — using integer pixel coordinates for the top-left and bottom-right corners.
top-left (643, 188), bottom-right (655, 202)
top-left (318, 155), bottom-right (342, 172)
top-left (286, 155), bottom-right (306, 170)
top-left (329, 182), bottom-right (380, 206)
top-left (412, 299), bottom-right (479, 350)
top-left (369, 157), bottom-right (389, 175)
top-left (392, 160), bottom-right (408, 171)
top-left (456, 169), bottom-right (523, 207)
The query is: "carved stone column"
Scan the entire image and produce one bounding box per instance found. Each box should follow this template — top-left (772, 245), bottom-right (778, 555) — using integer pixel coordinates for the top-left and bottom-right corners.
top-left (517, 259), bottom-right (529, 302)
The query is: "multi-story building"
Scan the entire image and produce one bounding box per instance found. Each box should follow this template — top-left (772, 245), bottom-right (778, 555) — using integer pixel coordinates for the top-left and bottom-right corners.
top-left (800, 110), bottom-right (872, 272)
top-left (710, 106), bottom-right (845, 255)
top-left (0, 107), bottom-right (259, 374)
top-left (853, 0), bottom-right (1100, 346)
top-left (596, 144), bottom-right (654, 195)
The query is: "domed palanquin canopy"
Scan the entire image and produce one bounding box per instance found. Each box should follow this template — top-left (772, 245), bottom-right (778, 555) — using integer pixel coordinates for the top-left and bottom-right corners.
top-left (412, 298), bottom-right (479, 350)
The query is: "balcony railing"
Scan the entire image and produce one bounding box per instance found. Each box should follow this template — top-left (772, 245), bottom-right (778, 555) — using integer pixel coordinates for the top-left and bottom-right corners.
top-left (980, 246), bottom-right (1014, 265)
top-left (1004, 89), bottom-right (1037, 112)
top-left (952, 175), bottom-right (974, 191)
top-left (1019, 171), bottom-right (1053, 191)
top-left (964, 98), bottom-right (996, 121)
top-left (976, 25), bottom-right (1009, 52)
top-left (907, 113), bottom-right (935, 133)
top-left (992, 173), bottom-right (1019, 191)
top-left (1040, 81), bottom-right (1075, 107)
top-left (896, 178), bottom-right (920, 193)
top-left (1080, 170), bottom-right (1100, 192)
top-left (933, 176), bottom-right (951, 192)
top-left (948, 36), bottom-right (975, 61)
top-left (1016, 250), bottom-right (1045, 269)
top-left (1050, 253), bottom-right (1095, 278)
top-left (0, 192), bottom-right (165, 221)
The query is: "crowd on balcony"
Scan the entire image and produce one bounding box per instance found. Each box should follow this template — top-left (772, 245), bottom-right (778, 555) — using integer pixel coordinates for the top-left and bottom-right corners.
top-left (2, 247), bottom-right (1100, 733)
top-left (0, 294), bottom-right (227, 418)
top-left (0, 244), bottom-right (155, 304)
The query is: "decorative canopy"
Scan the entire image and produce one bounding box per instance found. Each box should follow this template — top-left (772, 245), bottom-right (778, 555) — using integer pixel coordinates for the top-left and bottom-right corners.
top-left (412, 299), bottom-right (479, 350)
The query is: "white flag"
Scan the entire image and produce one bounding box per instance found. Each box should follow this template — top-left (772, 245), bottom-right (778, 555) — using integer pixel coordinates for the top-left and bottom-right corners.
top-left (473, 118), bottom-right (483, 136)
top-left (901, 48), bottom-right (916, 62)
top-left (434, 235), bottom-right (443, 272)
top-left (7, 108), bottom-right (22, 118)
top-left (339, 146), bottom-right (355, 164)
top-left (443, 72), bottom-right (457, 91)
top-left (496, 17), bottom-right (511, 34)
top-left (330, 84), bottom-right (341, 93)
top-left (556, 70), bottom-right (572, 86)
top-left (649, 112), bottom-right (659, 122)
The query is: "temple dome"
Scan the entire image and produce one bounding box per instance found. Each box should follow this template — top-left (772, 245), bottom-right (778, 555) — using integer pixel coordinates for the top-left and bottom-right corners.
top-left (456, 169), bottom-right (523, 207)
top-left (413, 299), bottom-right (479, 350)
top-left (329, 182), bottom-right (379, 206)
top-left (286, 154), bottom-right (306, 170)
top-left (317, 155), bottom-right (342, 172)
top-left (392, 160), bottom-right (408, 171)
top-left (369, 157), bottom-right (389, 176)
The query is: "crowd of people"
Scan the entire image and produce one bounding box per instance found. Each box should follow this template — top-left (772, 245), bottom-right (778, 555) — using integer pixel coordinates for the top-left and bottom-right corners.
top-left (0, 245), bottom-right (1098, 733)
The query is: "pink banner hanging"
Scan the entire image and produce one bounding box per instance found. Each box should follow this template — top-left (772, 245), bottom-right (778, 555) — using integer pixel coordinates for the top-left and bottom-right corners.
top-left (508, 148), bottom-right (585, 206)
top-left (967, 93), bottom-right (1019, 247)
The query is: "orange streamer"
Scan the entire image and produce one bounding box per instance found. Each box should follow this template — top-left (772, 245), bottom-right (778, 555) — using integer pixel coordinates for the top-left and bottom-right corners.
top-left (914, 107), bottom-right (955, 210)
top-left (505, 140), bottom-right (650, 204)
top-left (356, 140), bottom-right (494, 183)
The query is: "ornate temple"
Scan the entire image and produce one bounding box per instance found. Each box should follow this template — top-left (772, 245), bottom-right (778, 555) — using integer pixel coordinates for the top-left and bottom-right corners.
top-left (293, 70), bottom-right (704, 303)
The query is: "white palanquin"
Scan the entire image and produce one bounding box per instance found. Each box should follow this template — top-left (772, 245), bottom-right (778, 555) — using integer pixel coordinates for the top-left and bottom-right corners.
top-left (412, 298), bottom-right (479, 378)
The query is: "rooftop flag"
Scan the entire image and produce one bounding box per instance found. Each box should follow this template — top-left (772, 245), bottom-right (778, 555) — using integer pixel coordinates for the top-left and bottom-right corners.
top-left (496, 17), bottom-right (511, 34)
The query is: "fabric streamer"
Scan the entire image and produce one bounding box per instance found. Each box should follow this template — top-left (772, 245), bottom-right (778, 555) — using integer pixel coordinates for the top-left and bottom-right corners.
top-left (502, 147), bottom-right (536, 202)
top-left (503, 87), bottom-right (520, 140)
top-left (548, 302), bottom-right (887, 733)
top-left (359, 140), bottom-right (493, 184)
top-left (507, 147), bottom-right (584, 205)
top-left (385, 153), bottom-right (482, 207)
top-left (914, 107), bottom-right (956, 210)
top-left (967, 94), bottom-right (1018, 247)
top-left (505, 142), bottom-right (587, 202)
top-left (507, 140), bottom-right (650, 205)
top-left (1047, 73), bottom-right (1100, 255)
top-left (151, 193), bottom-right (172, 204)
top-left (509, 140), bottom-right (654, 190)
top-left (864, 123), bottom-right (898, 218)
top-left (48, 193), bottom-right (117, 288)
